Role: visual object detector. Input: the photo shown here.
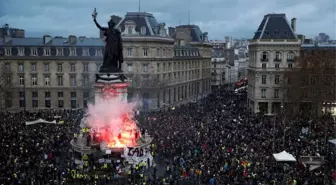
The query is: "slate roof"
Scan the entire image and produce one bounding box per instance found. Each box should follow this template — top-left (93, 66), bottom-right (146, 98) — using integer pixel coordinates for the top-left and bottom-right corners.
top-left (252, 13), bottom-right (297, 40)
top-left (176, 25), bottom-right (204, 42)
top-left (4, 37), bottom-right (104, 47)
top-left (116, 12), bottom-right (167, 36)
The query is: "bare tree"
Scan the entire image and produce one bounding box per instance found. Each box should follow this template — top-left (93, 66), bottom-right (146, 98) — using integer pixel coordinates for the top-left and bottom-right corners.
top-left (0, 62), bottom-right (12, 110)
top-left (284, 48), bottom-right (336, 116)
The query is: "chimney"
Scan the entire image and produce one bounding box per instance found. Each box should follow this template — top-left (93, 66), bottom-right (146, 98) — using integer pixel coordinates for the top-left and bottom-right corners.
top-left (43, 35), bottom-right (52, 44)
top-left (68, 35), bottom-right (77, 45)
top-left (168, 27), bottom-right (176, 37)
top-left (291, 18), bottom-right (296, 32)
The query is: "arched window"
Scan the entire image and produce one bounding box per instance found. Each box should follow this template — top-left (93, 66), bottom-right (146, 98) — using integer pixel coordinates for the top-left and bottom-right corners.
top-left (261, 51), bottom-right (269, 61)
top-left (140, 26), bottom-right (146, 35)
top-left (274, 52), bottom-right (282, 61)
top-left (287, 52), bottom-right (295, 62)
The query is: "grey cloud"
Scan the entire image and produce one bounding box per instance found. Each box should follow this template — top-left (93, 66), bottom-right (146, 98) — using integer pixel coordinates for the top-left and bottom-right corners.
top-left (1, 0), bottom-right (335, 39)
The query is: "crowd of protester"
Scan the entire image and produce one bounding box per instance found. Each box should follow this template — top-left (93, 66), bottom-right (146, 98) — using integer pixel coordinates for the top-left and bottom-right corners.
top-left (0, 86), bottom-right (335, 185)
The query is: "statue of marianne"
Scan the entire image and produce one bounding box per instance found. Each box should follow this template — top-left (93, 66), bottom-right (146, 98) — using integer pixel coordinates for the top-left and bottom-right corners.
top-left (92, 8), bottom-right (123, 73)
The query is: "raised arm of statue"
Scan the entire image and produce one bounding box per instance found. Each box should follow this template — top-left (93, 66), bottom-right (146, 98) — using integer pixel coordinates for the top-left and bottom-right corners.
top-left (92, 8), bottom-right (106, 31)
top-left (93, 19), bottom-right (106, 31)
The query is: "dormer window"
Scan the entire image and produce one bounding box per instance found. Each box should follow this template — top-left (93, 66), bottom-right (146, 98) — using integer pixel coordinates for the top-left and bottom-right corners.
top-left (83, 49), bottom-right (89, 56)
top-left (261, 51), bottom-right (269, 62)
top-left (56, 48), bottom-right (63, 56)
top-left (5, 48), bottom-right (11, 56)
top-left (44, 48), bottom-right (51, 56)
top-left (31, 48), bottom-right (38, 56)
top-left (70, 48), bottom-right (76, 56)
top-left (140, 27), bottom-right (146, 35)
top-left (18, 48), bottom-right (25, 56)
top-left (96, 49), bottom-right (102, 56)
top-left (127, 27), bottom-right (132, 34)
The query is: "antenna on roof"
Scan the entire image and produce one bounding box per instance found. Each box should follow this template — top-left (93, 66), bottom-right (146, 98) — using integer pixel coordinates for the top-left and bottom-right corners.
top-left (188, 9), bottom-right (190, 25)
top-left (179, 20), bottom-right (181, 25)
top-left (138, 0), bottom-right (141, 12)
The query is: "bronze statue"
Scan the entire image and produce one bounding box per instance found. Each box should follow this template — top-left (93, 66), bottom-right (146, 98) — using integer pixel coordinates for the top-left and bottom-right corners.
top-left (92, 8), bottom-right (123, 73)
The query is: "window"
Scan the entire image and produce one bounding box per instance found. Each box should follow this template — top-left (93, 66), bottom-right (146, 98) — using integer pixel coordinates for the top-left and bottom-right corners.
top-left (127, 27), bottom-right (132, 34)
top-left (45, 92), bottom-right (51, 108)
top-left (96, 49), bottom-right (102, 56)
top-left (4, 63), bottom-right (10, 71)
top-left (82, 76), bottom-right (89, 86)
top-left (56, 48), bottom-right (63, 56)
top-left (6, 76), bottom-right (11, 85)
top-left (157, 48), bottom-right (160, 57)
top-left (70, 48), bottom-right (76, 56)
top-left (275, 64), bottom-right (279, 69)
top-left (324, 76), bottom-right (331, 85)
top-left (287, 52), bottom-right (295, 61)
top-left (142, 64), bottom-right (148, 73)
top-left (19, 91), bottom-right (25, 107)
top-left (5, 92), bottom-right (12, 108)
top-left (127, 64), bottom-right (133, 72)
top-left (140, 27), bottom-right (146, 35)
top-left (70, 76), bottom-right (76, 86)
top-left (31, 75), bottom-right (38, 86)
top-left (44, 48), bottom-right (51, 56)
top-left (70, 64), bottom-right (76, 72)
top-left (58, 100), bottom-right (64, 108)
top-left (32, 91), bottom-right (38, 108)
top-left (5, 48), bottom-right (12, 56)
top-left (83, 63), bottom-right (89, 72)
top-left (83, 49), bottom-right (89, 56)
top-left (83, 92), bottom-right (89, 108)
top-left (44, 75), bottom-right (50, 86)
top-left (44, 63), bottom-right (50, 72)
top-left (58, 92), bottom-right (64, 108)
top-left (58, 92), bottom-right (64, 98)
top-left (157, 63), bottom-right (160, 72)
top-left (261, 52), bottom-right (268, 61)
top-left (57, 63), bottom-right (63, 72)
top-left (288, 64), bottom-right (293, 68)
top-left (311, 76), bottom-right (316, 85)
top-left (262, 63), bottom-right (267, 68)
top-left (127, 48), bottom-right (132, 56)
top-left (261, 75), bottom-right (266, 84)
top-left (96, 63), bottom-right (101, 72)
top-left (143, 48), bottom-right (148, 56)
top-left (19, 76), bottom-right (24, 85)
top-left (274, 75), bottom-right (280, 84)
top-left (70, 92), bottom-right (77, 109)
top-left (162, 49), bottom-right (166, 57)
top-left (261, 89), bottom-right (266, 98)
top-left (18, 63), bottom-right (24, 73)
top-left (32, 48), bottom-right (38, 56)
top-left (57, 76), bottom-right (63, 86)
top-left (18, 48), bottom-right (24, 56)
top-left (274, 52), bottom-right (281, 61)
top-left (31, 63), bottom-right (37, 72)
top-left (274, 89), bottom-right (279, 98)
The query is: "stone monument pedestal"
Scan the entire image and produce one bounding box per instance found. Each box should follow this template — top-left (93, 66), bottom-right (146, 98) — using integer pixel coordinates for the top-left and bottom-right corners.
top-left (94, 73), bottom-right (130, 103)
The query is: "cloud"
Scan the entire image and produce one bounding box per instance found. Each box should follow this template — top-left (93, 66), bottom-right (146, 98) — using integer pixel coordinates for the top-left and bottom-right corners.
top-left (0, 0), bottom-right (335, 39)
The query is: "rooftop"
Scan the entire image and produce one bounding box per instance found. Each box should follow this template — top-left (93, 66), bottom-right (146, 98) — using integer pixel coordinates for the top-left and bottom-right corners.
top-left (116, 12), bottom-right (168, 37)
top-left (252, 13), bottom-right (297, 40)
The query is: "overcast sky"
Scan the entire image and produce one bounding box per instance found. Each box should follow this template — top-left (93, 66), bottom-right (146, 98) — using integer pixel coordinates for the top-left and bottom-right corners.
top-left (1, 0), bottom-right (335, 40)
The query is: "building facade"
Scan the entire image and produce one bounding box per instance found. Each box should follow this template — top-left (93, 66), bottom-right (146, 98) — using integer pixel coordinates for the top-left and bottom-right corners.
top-left (0, 12), bottom-right (211, 111)
top-left (247, 14), bottom-right (301, 114)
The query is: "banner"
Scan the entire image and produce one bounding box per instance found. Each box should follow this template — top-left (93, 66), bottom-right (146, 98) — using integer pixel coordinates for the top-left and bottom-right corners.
top-left (25, 118), bottom-right (61, 126)
top-left (123, 147), bottom-right (153, 166)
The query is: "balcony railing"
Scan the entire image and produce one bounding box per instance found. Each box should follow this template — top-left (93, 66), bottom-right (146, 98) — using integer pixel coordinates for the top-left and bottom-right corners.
top-left (287, 59), bottom-right (294, 62)
top-left (273, 58), bottom-right (282, 62)
top-left (261, 58), bottom-right (269, 62)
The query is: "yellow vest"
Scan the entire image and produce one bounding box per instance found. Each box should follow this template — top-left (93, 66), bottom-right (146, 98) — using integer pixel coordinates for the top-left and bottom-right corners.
top-left (71, 170), bottom-right (76, 178)
top-left (103, 163), bottom-right (108, 168)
